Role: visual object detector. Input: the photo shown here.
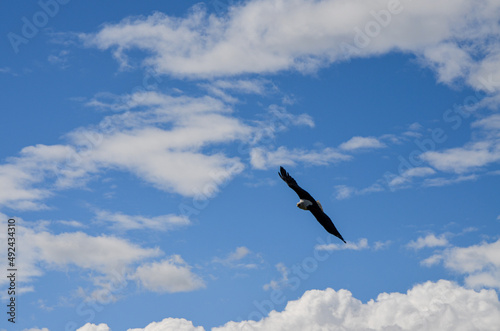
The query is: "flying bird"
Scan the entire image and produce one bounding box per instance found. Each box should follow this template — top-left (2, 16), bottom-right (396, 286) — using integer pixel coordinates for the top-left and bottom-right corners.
top-left (278, 166), bottom-right (346, 243)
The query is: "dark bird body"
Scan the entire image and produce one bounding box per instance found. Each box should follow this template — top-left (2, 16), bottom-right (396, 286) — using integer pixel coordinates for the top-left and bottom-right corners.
top-left (279, 166), bottom-right (346, 243)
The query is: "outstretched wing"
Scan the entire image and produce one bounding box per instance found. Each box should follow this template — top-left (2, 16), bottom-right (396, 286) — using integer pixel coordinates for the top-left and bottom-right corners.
top-left (309, 205), bottom-right (346, 243)
top-left (278, 166), bottom-right (315, 202)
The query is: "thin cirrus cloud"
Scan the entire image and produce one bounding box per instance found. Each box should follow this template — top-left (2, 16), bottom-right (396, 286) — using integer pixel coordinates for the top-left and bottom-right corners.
top-left (81, 0), bottom-right (500, 96)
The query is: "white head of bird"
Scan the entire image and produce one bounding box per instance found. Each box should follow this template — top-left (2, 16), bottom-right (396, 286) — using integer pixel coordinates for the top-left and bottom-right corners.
top-left (296, 199), bottom-right (312, 210)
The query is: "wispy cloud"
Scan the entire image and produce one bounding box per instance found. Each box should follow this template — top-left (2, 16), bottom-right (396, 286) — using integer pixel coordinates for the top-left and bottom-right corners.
top-left (94, 209), bottom-right (190, 232)
top-left (250, 146), bottom-right (351, 170)
top-left (212, 246), bottom-right (261, 269)
top-left (315, 238), bottom-right (369, 251)
top-left (421, 114), bottom-right (500, 174)
top-left (407, 233), bottom-right (449, 250)
top-left (263, 262), bottom-right (289, 291)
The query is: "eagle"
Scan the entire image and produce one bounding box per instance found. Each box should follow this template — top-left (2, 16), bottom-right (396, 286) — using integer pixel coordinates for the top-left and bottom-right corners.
top-left (279, 166), bottom-right (346, 243)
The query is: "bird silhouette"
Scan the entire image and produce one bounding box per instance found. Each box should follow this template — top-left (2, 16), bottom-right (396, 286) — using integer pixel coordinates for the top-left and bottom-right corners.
top-left (279, 166), bottom-right (346, 243)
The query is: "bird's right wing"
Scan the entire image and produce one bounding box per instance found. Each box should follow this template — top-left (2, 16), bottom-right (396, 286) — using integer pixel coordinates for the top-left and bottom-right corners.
top-left (309, 205), bottom-right (346, 243)
top-left (278, 166), bottom-right (315, 201)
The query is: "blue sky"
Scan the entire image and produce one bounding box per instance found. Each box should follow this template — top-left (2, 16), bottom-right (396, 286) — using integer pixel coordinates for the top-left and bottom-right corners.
top-left (1, 0), bottom-right (500, 330)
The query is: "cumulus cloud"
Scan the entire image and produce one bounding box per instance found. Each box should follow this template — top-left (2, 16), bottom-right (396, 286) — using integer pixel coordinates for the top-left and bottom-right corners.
top-left (214, 280), bottom-right (500, 331)
top-left (76, 324), bottom-right (110, 331)
top-left (127, 318), bottom-right (205, 331)
top-left (95, 280), bottom-right (500, 331)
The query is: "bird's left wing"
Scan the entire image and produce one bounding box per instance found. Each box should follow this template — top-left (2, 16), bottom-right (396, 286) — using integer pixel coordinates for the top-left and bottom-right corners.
top-left (278, 166), bottom-right (315, 201)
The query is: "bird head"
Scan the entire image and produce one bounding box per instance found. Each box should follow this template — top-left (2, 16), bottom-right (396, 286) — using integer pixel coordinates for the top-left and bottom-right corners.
top-left (296, 199), bottom-right (312, 210)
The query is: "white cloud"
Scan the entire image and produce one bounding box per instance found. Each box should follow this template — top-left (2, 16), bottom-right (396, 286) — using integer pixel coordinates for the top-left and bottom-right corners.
top-left (421, 113), bottom-right (500, 174)
top-left (0, 219), bottom-right (196, 300)
top-left (423, 239), bottom-right (500, 290)
top-left (334, 182), bottom-right (384, 200)
top-left (0, 90), bottom-right (322, 210)
top-left (56, 220), bottom-right (86, 228)
top-left (0, 162), bottom-right (51, 210)
top-left (423, 174), bottom-right (477, 187)
top-left (373, 240), bottom-right (392, 250)
top-left (127, 318), bottom-right (205, 331)
top-left (76, 324), bottom-right (110, 331)
top-left (132, 256), bottom-right (205, 293)
top-left (388, 167), bottom-right (436, 187)
top-left (333, 184), bottom-right (355, 200)
top-left (407, 233), bottom-right (449, 250)
top-left (214, 280), bottom-right (500, 331)
top-left (250, 146), bottom-right (350, 170)
top-left (316, 238), bottom-right (369, 251)
top-left (73, 280), bottom-right (500, 331)
top-left (421, 142), bottom-right (500, 174)
top-left (94, 209), bottom-right (190, 231)
top-left (199, 78), bottom-right (274, 103)
top-left (251, 105), bottom-right (314, 143)
top-left (212, 246), bottom-right (261, 269)
top-left (263, 262), bottom-right (289, 291)
top-left (82, 0), bottom-right (500, 96)
top-left (0, 92), bottom-right (254, 210)
top-left (472, 114), bottom-right (500, 130)
top-left (339, 136), bottom-right (386, 151)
